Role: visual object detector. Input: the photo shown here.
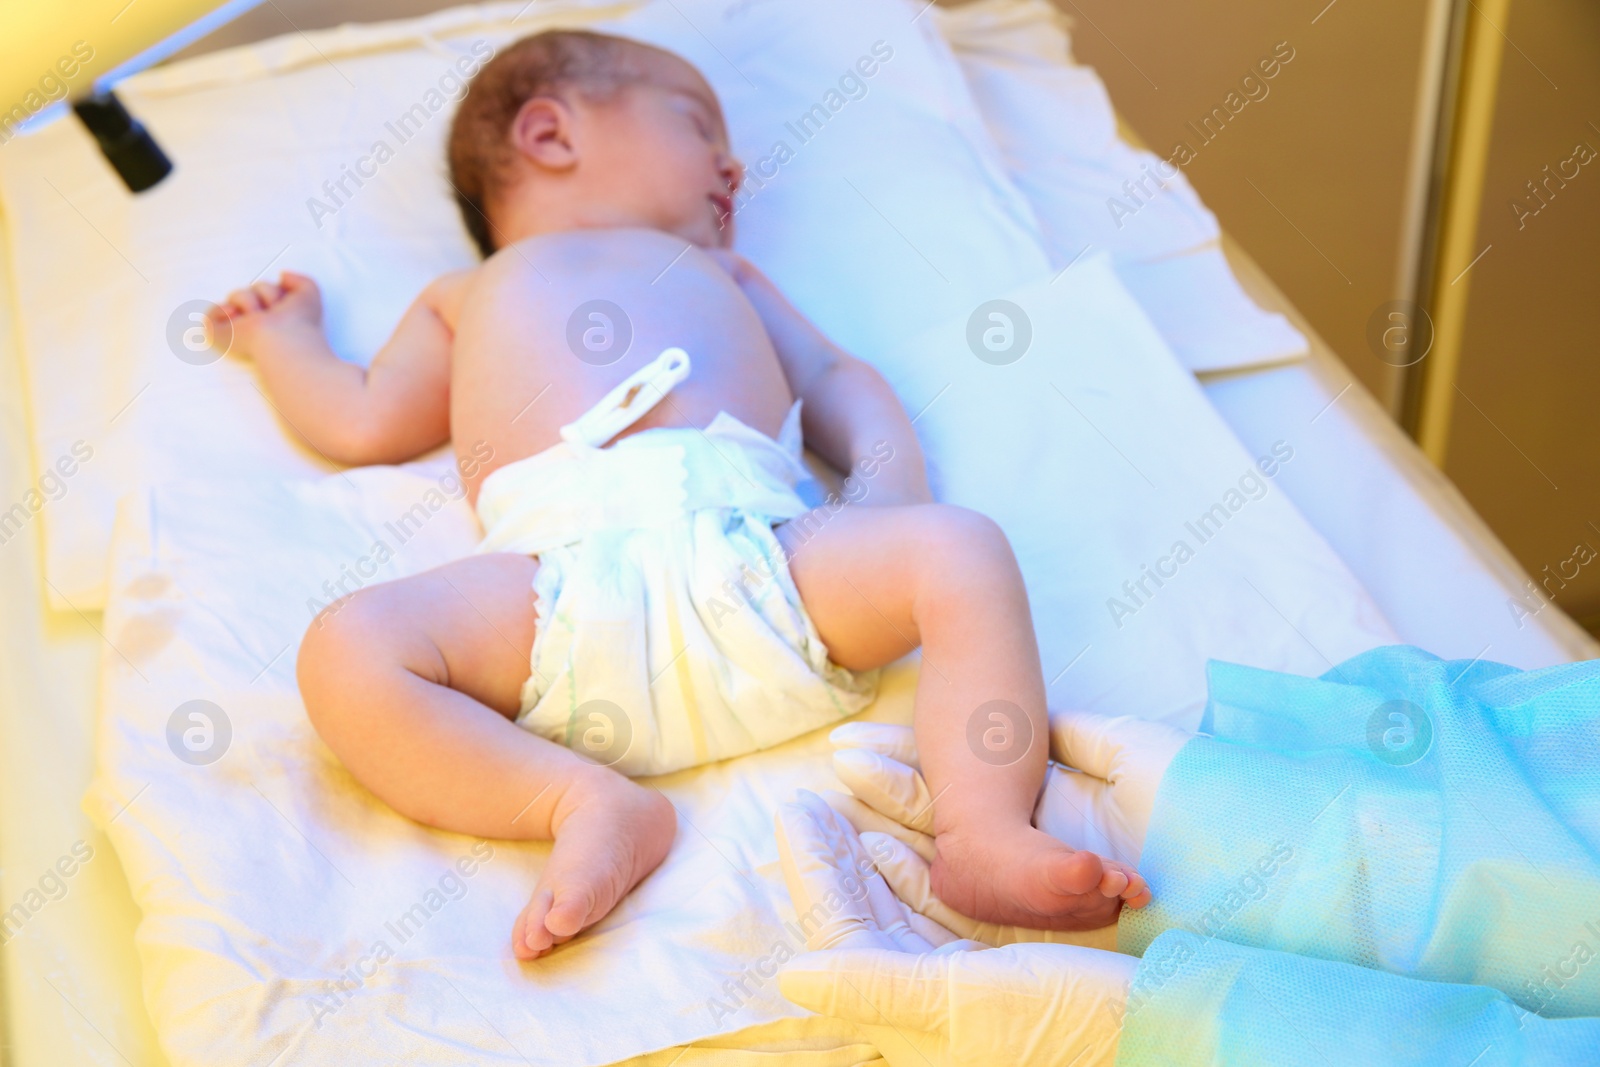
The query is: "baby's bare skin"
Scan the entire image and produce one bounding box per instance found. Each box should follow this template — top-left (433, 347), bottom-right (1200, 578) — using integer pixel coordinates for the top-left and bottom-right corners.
top-left (451, 228), bottom-right (794, 502)
top-left (214, 36), bottom-right (1148, 963)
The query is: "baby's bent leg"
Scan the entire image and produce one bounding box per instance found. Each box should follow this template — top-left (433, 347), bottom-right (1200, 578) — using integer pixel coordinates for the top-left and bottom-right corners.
top-left (779, 504), bottom-right (1144, 930)
top-left (297, 553), bottom-right (674, 959)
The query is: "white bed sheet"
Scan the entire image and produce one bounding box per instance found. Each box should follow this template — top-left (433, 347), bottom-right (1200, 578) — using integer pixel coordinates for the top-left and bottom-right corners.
top-left (0, 218), bottom-right (164, 1066)
top-left (90, 467), bottom-right (911, 1067)
top-left (83, 255), bottom-right (1398, 1066)
top-left (1205, 366), bottom-right (1576, 667)
top-left (1200, 239), bottom-right (1598, 669)
top-left (2, 6), bottom-right (1593, 1066)
top-left (5, 257), bottom-right (1589, 1067)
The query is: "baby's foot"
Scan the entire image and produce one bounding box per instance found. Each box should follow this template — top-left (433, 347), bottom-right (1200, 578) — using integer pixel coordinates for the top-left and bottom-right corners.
top-left (512, 773), bottom-right (676, 960)
top-left (930, 822), bottom-right (1149, 931)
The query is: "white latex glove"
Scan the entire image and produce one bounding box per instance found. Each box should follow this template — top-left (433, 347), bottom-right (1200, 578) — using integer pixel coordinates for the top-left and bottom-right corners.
top-left (829, 712), bottom-right (1189, 868)
top-left (775, 788), bottom-right (962, 954)
top-left (775, 791), bottom-right (1135, 1067)
top-left (1042, 711), bottom-right (1192, 865)
top-left (820, 713), bottom-right (1189, 951)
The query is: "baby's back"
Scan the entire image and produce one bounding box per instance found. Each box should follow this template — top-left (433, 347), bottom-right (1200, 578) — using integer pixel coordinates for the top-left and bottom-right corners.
top-left (449, 229), bottom-right (794, 502)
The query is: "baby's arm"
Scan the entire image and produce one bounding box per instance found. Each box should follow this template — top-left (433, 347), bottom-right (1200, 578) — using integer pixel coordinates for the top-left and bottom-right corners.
top-left (707, 251), bottom-right (931, 507)
top-left (210, 270), bottom-right (469, 466)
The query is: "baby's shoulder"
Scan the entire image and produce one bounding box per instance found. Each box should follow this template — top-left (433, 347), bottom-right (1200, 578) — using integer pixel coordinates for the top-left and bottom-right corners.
top-left (422, 267), bottom-right (479, 330)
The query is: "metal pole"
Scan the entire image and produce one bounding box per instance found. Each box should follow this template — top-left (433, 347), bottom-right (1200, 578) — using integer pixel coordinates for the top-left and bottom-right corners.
top-left (1400, 0), bottom-right (1514, 464)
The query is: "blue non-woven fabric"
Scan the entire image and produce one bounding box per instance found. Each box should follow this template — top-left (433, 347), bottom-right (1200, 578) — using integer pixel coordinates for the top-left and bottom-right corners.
top-left (1115, 646), bottom-right (1600, 1063)
top-left (1115, 930), bottom-right (1600, 1065)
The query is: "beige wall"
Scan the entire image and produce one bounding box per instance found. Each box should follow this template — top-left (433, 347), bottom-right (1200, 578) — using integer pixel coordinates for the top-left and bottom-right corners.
top-left (168, 0), bottom-right (460, 59)
top-left (1054, 0), bottom-right (1436, 408)
top-left (1062, 0), bottom-right (1600, 630)
top-left (1446, 0), bottom-right (1600, 627)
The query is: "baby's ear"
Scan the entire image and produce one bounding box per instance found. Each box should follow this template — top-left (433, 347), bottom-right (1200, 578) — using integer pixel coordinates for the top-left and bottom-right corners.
top-left (511, 97), bottom-right (578, 170)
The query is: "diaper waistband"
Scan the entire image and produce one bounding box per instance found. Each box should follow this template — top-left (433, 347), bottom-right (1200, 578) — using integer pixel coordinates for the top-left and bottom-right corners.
top-left (476, 403), bottom-right (811, 555)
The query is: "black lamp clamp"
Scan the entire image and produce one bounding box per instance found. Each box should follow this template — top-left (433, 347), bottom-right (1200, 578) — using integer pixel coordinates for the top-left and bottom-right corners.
top-left (71, 89), bottom-right (173, 193)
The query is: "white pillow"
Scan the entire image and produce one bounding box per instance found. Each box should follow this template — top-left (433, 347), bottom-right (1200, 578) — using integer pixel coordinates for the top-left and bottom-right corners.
top-left (934, 0), bottom-right (1309, 373)
top-left (0, 0), bottom-right (1053, 608)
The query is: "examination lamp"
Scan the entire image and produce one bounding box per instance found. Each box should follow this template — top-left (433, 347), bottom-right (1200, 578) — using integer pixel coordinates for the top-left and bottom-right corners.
top-left (0, 0), bottom-right (263, 193)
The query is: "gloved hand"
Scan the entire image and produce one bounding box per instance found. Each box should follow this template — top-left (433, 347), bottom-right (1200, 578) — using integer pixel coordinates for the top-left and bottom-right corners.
top-left (775, 790), bottom-right (1136, 1067)
top-left (828, 712), bottom-right (1190, 866)
top-left (819, 713), bottom-right (1189, 948)
top-left (1038, 710), bottom-right (1192, 865)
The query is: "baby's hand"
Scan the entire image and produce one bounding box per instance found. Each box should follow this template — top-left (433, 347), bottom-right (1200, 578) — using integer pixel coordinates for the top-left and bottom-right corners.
top-left (208, 270), bottom-right (324, 359)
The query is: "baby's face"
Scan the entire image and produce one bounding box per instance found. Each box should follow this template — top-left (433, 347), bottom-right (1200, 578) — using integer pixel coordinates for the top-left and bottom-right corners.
top-left (568, 60), bottom-right (743, 248)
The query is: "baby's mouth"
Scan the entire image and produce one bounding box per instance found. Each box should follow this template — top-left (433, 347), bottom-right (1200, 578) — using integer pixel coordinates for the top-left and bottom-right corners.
top-left (709, 193), bottom-right (733, 229)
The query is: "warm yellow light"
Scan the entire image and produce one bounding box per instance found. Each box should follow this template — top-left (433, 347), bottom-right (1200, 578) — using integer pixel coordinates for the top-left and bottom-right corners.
top-left (0, 1), bottom-right (237, 139)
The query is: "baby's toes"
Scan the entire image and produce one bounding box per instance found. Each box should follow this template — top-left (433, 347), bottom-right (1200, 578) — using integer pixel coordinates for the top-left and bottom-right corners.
top-left (513, 888), bottom-right (557, 960)
top-left (1097, 859), bottom-right (1151, 903)
top-left (1042, 847), bottom-right (1105, 898)
top-left (1096, 857), bottom-right (1149, 903)
top-left (1119, 867), bottom-right (1152, 909)
top-left (544, 884), bottom-right (599, 940)
top-left (1098, 866), bottom-right (1130, 898)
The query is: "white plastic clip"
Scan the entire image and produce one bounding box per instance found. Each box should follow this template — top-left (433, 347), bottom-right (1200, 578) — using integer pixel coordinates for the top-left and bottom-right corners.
top-left (559, 347), bottom-right (692, 448)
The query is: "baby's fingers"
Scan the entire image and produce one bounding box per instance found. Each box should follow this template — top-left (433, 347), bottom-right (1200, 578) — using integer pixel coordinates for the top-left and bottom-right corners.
top-left (280, 270), bottom-right (316, 290)
top-left (252, 280), bottom-right (285, 307)
top-left (223, 287), bottom-right (263, 315)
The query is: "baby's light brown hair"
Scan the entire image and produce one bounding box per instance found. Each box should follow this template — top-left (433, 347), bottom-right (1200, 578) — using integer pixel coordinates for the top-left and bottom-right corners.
top-left (448, 30), bottom-right (674, 258)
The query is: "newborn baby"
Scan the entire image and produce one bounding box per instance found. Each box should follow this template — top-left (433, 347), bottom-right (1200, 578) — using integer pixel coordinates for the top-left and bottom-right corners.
top-left (211, 29), bottom-right (1148, 961)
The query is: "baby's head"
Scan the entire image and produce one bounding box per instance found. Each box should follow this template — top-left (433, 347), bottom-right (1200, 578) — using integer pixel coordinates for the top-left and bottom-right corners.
top-left (449, 30), bottom-right (743, 257)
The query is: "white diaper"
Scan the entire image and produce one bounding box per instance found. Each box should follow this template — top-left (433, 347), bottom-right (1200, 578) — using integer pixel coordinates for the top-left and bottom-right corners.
top-left (475, 349), bottom-right (878, 777)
